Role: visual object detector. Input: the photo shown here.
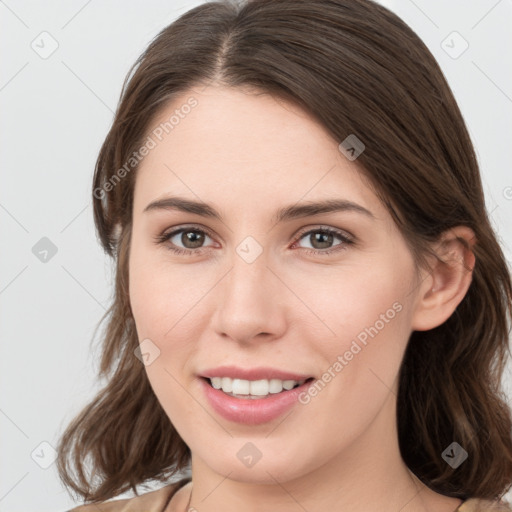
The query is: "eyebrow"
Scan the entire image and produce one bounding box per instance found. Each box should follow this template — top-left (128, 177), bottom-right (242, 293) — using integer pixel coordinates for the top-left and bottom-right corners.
top-left (143, 196), bottom-right (375, 223)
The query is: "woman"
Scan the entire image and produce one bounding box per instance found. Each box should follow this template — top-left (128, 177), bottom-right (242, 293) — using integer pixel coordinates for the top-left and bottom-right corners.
top-left (57, 0), bottom-right (512, 511)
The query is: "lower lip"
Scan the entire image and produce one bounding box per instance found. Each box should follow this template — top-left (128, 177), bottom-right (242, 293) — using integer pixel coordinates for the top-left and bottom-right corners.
top-left (199, 377), bottom-right (315, 425)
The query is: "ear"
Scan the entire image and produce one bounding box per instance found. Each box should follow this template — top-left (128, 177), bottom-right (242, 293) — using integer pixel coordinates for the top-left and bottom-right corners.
top-left (411, 226), bottom-right (476, 331)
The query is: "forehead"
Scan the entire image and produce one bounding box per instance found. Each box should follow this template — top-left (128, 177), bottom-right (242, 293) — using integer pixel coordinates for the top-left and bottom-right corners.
top-left (133, 85), bottom-right (380, 217)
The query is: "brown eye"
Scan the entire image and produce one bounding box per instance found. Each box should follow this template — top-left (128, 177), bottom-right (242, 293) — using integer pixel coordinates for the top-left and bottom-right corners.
top-left (154, 226), bottom-right (215, 255)
top-left (307, 231), bottom-right (335, 250)
top-left (294, 227), bottom-right (353, 255)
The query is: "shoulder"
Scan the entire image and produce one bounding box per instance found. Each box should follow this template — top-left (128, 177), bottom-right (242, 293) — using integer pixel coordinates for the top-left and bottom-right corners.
top-left (457, 497), bottom-right (512, 511)
top-left (65, 478), bottom-right (191, 512)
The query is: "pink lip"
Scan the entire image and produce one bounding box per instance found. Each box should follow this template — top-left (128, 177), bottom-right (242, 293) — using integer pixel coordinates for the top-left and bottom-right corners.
top-left (200, 365), bottom-right (314, 381)
top-left (199, 376), bottom-right (315, 425)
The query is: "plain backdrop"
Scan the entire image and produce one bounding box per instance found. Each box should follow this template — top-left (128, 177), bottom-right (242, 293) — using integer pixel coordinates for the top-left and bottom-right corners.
top-left (1, 1), bottom-right (511, 510)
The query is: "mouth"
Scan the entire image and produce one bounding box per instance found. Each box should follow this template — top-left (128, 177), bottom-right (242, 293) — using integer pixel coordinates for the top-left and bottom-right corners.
top-left (200, 376), bottom-right (316, 399)
top-left (198, 375), bottom-right (316, 425)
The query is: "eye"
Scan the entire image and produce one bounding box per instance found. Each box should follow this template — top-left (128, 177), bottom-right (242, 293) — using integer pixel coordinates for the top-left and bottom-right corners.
top-left (292, 226), bottom-right (354, 256)
top-left (153, 226), bottom-right (216, 256)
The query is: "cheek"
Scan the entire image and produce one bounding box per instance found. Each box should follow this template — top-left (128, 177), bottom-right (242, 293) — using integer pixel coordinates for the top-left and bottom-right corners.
top-left (128, 242), bottom-right (209, 407)
top-left (128, 241), bottom-right (200, 340)
top-left (294, 255), bottom-right (411, 345)
top-left (300, 255), bottom-right (414, 395)
top-left (128, 248), bottom-right (200, 427)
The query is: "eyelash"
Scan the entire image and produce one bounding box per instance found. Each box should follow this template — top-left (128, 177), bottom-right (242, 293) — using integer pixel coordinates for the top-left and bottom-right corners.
top-left (153, 224), bottom-right (354, 257)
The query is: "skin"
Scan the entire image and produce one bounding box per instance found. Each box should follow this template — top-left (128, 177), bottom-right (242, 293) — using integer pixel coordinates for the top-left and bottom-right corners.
top-left (128, 85), bottom-right (475, 512)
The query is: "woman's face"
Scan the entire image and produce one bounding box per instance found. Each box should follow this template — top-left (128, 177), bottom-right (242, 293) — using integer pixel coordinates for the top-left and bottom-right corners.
top-left (128, 85), bottom-right (427, 483)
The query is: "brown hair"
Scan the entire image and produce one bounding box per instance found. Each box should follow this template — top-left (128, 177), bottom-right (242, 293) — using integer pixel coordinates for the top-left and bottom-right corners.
top-left (56, 0), bottom-right (512, 504)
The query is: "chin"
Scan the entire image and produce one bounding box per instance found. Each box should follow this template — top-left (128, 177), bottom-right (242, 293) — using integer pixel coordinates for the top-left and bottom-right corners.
top-left (196, 447), bottom-right (312, 485)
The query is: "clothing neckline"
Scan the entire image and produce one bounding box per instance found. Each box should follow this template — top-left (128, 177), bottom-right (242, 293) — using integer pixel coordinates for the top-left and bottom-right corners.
top-left (161, 477), bottom-right (192, 511)
top-left (455, 498), bottom-right (469, 511)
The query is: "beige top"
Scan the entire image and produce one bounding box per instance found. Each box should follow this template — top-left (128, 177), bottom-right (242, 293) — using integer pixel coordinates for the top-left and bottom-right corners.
top-left (66, 478), bottom-right (512, 512)
top-left (66, 478), bottom-right (191, 512)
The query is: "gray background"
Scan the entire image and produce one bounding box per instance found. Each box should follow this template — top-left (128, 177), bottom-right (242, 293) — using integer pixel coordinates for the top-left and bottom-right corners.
top-left (1, 1), bottom-right (511, 510)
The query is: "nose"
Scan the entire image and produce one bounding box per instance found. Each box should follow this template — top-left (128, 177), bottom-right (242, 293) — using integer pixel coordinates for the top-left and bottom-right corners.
top-left (210, 250), bottom-right (287, 345)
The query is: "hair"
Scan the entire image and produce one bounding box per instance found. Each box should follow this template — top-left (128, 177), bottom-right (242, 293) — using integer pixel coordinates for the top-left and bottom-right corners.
top-left (56, 0), bottom-right (512, 504)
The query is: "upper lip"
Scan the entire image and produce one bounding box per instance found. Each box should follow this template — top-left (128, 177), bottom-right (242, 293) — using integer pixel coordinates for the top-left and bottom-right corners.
top-left (200, 365), bottom-right (314, 382)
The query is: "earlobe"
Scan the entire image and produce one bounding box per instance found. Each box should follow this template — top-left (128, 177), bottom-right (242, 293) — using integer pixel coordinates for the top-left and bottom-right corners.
top-left (411, 226), bottom-right (476, 332)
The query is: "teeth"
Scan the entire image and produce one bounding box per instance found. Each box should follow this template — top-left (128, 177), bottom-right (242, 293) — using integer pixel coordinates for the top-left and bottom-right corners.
top-left (209, 377), bottom-right (306, 396)
top-left (221, 377), bottom-right (233, 392)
